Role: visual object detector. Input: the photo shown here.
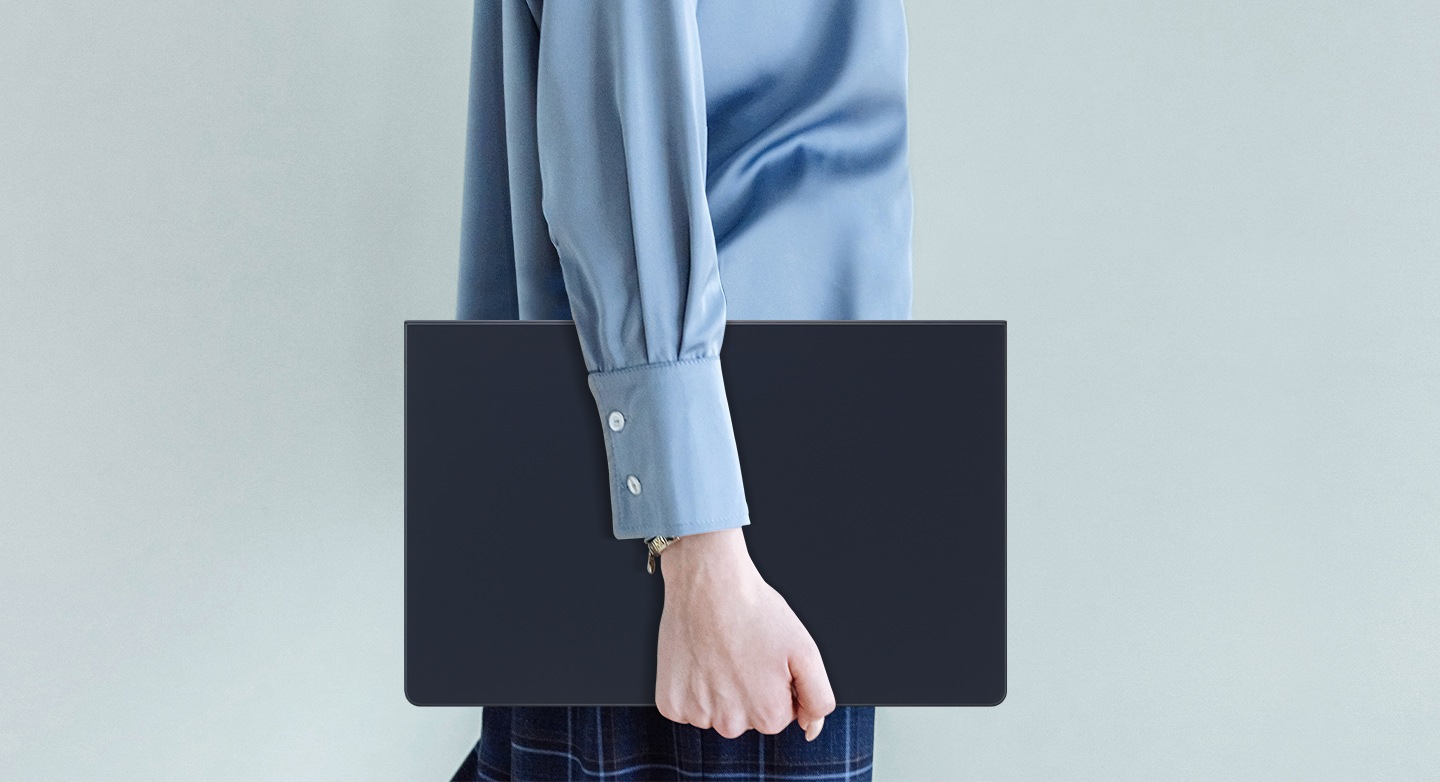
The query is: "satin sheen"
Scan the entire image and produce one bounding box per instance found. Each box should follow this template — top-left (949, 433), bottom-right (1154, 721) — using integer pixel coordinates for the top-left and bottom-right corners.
top-left (453, 1), bottom-right (910, 779)
top-left (457, 0), bottom-right (913, 543)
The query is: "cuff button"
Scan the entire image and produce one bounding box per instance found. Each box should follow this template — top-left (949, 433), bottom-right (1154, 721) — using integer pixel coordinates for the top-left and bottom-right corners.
top-left (626, 475), bottom-right (642, 495)
top-left (608, 411), bottom-right (626, 431)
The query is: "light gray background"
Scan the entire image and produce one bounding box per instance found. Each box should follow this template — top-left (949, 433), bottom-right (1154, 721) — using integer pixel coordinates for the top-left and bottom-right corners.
top-left (2, 1), bottom-right (1436, 779)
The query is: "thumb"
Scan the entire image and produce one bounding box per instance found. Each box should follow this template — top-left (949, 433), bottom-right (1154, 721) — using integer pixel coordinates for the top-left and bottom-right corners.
top-left (789, 650), bottom-right (836, 741)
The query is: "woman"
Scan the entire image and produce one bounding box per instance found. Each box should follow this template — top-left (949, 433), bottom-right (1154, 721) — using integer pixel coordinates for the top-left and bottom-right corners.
top-left (453, 0), bottom-right (913, 778)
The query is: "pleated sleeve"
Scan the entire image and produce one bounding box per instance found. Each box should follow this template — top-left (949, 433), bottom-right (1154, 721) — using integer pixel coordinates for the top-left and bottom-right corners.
top-left (532, 0), bottom-right (751, 541)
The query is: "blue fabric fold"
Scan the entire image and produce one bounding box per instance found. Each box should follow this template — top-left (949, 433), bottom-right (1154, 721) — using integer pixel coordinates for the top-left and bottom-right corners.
top-left (457, 0), bottom-right (913, 542)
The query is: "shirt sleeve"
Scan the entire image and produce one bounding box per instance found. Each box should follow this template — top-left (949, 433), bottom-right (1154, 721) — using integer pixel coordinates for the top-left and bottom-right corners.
top-left (532, 0), bottom-right (751, 542)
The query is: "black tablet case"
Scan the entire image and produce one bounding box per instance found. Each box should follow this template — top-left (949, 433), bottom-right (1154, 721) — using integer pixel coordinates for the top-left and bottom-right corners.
top-left (405, 321), bottom-right (1005, 707)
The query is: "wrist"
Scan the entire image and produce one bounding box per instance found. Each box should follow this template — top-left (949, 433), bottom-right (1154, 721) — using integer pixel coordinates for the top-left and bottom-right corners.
top-left (659, 528), bottom-right (753, 581)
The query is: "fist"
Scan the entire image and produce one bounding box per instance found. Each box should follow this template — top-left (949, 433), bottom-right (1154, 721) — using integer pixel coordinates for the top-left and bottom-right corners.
top-left (653, 530), bottom-right (836, 741)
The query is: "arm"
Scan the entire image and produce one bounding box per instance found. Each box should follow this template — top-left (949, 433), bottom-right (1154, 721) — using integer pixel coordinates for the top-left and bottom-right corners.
top-left (533, 0), bottom-right (749, 542)
top-left (532, 0), bottom-right (834, 739)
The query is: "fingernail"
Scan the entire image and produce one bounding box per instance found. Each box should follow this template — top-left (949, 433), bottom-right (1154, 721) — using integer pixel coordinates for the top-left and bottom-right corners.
top-left (805, 715), bottom-right (824, 741)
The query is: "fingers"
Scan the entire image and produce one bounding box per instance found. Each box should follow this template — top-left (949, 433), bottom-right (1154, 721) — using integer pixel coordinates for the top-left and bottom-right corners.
top-left (712, 717), bottom-right (747, 740)
top-left (789, 649), bottom-right (836, 741)
top-left (752, 709), bottom-right (793, 736)
top-left (656, 694), bottom-right (794, 738)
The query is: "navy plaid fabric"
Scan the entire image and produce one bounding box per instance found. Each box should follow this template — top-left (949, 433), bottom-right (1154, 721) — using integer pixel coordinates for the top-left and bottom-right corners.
top-left (451, 706), bottom-right (875, 781)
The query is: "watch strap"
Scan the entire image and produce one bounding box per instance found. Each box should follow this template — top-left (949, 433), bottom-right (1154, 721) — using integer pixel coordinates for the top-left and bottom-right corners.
top-left (644, 535), bottom-right (679, 574)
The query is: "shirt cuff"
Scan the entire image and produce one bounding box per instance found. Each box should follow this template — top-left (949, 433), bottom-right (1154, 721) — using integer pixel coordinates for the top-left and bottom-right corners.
top-left (587, 355), bottom-right (752, 540)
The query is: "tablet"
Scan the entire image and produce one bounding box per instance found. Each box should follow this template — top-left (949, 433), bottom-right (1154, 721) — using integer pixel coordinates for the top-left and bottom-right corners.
top-left (405, 320), bottom-right (1005, 707)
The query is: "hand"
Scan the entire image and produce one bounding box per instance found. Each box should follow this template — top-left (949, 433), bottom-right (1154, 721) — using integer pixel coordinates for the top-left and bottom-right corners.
top-left (653, 528), bottom-right (836, 741)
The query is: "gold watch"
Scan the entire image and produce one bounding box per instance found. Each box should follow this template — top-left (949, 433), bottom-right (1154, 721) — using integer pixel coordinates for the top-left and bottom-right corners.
top-left (644, 535), bottom-right (679, 574)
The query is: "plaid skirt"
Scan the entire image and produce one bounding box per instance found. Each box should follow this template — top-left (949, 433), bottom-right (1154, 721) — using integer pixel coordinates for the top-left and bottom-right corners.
top-left (451, 706), bottom-right (875, 781)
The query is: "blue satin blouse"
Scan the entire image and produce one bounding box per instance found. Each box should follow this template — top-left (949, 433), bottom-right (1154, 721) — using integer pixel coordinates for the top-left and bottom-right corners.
top-left (456, 0), bottom-right (914, 541)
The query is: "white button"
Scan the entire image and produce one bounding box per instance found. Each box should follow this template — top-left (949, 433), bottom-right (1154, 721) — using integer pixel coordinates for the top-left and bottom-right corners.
top-left (608, 411), bottom-right (625, 431)
top-left (626, 475), bottom-right (642, 495)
